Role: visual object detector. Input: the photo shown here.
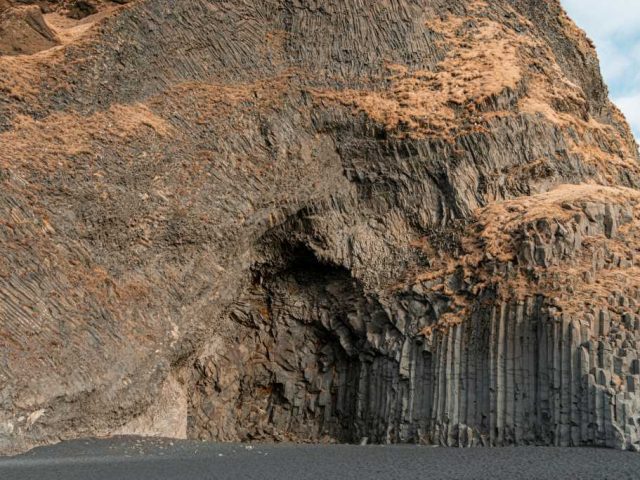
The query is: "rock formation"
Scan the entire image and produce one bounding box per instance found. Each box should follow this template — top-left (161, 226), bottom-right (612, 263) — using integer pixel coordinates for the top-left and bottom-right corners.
top-left (0, 3), bottom-right (58, 54)
top-left (1, 0), bottom-right (640, 454)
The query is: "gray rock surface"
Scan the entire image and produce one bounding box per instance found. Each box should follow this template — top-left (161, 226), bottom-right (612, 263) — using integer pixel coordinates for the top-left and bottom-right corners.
top-left (1, 0), bottom-right (640, 454)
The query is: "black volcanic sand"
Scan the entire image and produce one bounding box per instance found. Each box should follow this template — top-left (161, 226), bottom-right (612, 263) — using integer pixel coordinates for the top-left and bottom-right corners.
top-left (1, 437), bottom-right (639, 480)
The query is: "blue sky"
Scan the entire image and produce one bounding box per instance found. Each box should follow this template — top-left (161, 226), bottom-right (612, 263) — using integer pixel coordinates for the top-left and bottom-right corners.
top-left (561, 0), bottom-right (640, 142)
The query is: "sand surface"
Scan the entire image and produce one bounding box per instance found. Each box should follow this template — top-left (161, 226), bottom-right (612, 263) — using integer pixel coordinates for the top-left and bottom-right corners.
top-left (1, 437), bottom-right (639, 480)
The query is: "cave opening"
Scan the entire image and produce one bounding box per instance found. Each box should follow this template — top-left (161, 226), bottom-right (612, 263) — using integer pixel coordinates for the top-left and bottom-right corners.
top-left (187, 243), bottom-right (388, 443)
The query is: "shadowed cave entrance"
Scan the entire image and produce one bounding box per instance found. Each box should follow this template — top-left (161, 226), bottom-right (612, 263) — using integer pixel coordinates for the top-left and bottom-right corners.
top-left (187, 244), bottom-right (429, 443)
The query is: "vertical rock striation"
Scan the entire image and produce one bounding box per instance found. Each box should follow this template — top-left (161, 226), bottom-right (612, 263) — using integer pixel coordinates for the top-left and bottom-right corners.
top-left (188, 187), bottom-right (640, 450)
top-left (1, 0), bottom-right (640, 454)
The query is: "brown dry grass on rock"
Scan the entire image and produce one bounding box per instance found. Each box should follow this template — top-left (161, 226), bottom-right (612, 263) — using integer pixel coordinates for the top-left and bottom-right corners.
top-left (311, 13), bottom-right (522, 141)
top-left (0, 5), bottom-right (59, 55)
top-left (0, 104), bottom-right (170, 171)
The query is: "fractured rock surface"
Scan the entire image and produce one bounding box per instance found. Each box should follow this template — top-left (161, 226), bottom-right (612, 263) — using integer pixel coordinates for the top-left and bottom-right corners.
top-left (0, 4), bottom-right (58, 55)
top-left (1, 0), bottom-right (640, 454)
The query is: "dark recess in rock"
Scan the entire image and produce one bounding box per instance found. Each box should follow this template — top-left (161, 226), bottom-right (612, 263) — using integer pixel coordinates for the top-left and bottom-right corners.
top-left (1, 0), bottom-right (640, 455)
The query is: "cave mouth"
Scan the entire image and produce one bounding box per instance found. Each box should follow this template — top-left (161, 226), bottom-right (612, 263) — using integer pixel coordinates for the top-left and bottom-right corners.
top-left (187, 243), bottom-right (415, 444)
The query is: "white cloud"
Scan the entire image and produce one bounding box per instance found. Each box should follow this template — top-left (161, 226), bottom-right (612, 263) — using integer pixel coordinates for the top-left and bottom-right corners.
top-left (560, 1), bottom-right (640, 85)
top-left (596, 40), bottom-right (632, 83)
top-left (561, 0), bottom-right (640, 38)
top-left (561, 0), bottom-right (640, 143)
top-left (615, 93), bottom-right (640, 140)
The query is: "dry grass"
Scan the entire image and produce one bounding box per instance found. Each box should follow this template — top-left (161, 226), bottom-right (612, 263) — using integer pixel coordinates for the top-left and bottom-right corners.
top-left (409, 184), bottom-right (639, 279)
top-left (0, 1), bottom-right (127, 104)
top-left (404, 184), bottom-right (640, 331)
top-left (1, 0), bottom-right (638, 339)
top-left (152, 72), bottom-right (297, 120)
top-left (309, 0), bottom-right (638, 189)
top-left (0, 5), bottom-right (59, 55)
top-left (476, 184), bottom-right (640, 261)
top-left (311, 14), bottom-right (522, 140)
top-left (0, 104), bottom-right (171, 171)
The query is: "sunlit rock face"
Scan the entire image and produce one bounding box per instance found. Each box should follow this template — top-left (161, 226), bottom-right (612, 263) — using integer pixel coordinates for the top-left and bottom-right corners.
top-left (1, 0), bottom-right (640, 454)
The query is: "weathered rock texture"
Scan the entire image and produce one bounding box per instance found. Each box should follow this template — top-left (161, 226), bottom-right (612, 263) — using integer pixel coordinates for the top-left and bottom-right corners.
top-left (1, 0), bottom-right (640, 454)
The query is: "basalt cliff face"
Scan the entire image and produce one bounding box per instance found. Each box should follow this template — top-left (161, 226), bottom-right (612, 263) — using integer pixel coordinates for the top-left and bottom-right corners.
top-left (2, 0), bottom-right (640, 455)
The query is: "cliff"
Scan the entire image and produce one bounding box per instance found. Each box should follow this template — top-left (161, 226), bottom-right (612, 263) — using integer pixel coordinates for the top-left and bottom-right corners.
top-left (1, 0), bottom-right (640, 454)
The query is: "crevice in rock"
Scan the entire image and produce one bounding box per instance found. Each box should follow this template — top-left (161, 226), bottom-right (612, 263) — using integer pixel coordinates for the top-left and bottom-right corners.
top-left (187, 241), bottom-right (408, 443)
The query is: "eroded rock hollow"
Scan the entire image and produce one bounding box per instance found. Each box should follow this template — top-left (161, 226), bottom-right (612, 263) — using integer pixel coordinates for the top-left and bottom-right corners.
top-left (2, 0), bottom-right (640, 454)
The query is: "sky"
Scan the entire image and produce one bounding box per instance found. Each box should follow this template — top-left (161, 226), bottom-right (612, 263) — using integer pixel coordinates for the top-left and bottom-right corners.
top-left (561, 0), bottom-right (640, 142)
